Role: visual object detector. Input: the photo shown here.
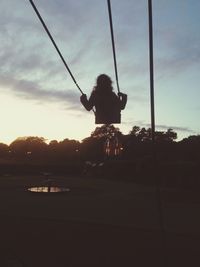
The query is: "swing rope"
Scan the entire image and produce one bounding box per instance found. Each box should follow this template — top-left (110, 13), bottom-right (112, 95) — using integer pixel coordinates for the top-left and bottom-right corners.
top-left (29, 0), bottom-right (84, 95)
top-left (107, 0), bottom-right (120, 94)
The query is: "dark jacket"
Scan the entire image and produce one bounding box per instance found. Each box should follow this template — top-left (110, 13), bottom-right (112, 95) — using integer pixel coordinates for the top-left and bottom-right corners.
top-left (80, 91), bottom-right (127, 124)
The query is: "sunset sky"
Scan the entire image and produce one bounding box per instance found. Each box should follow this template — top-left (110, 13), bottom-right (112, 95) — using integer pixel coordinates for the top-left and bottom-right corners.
top-left (0, 0), bottom-right (200, 144)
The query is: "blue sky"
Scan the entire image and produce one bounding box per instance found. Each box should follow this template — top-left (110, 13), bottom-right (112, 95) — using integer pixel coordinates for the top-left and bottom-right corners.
top-left (0, 0), bottom-right (200, 144)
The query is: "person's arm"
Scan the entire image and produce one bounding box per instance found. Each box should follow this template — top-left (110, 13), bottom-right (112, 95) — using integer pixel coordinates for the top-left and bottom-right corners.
top-left (80, 94), bottom-right (94, 111)
top-left (118, 92), bottom-right (127, 110)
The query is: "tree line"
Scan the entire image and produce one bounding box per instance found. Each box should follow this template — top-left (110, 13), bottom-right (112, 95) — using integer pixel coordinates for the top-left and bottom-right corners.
top-left (0, 125), bottom-right (199, 163)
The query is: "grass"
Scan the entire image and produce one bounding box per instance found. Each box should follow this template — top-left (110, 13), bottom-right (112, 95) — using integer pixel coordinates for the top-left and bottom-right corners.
top-left (0, 174), bottom-right (200, 266)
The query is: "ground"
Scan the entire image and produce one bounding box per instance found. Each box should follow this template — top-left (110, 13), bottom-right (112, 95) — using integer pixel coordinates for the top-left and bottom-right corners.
top-left (0, 174), bottom-right (200, 266)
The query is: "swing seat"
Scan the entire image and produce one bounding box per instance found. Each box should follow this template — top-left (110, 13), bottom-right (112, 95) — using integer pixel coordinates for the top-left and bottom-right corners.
top-left (95, 111), bottom-right (121, 124)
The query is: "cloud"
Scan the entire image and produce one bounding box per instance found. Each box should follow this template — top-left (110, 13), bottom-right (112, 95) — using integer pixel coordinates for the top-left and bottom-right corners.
top-left (122, 119), bottom-right (195, 134)
top-left (156, 125), bottom-right (194, 133)
top-left (155, 44), bottom-right (200, 81)
top-left (1, 0), bottom-right (200, 114)
top-left (0, 0), bottom-right (113, 89)
top-left (140, 122), bottom-right (195, 133)
top-left (154, 11), bottom-right (200, 80)
top-left (0, 1), bottom-right (90, 112)
top-left (0, 75), bottom-right (81, 110)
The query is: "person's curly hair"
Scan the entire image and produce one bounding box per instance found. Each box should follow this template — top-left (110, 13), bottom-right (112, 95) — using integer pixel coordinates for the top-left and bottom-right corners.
top-left (94, 74), bottom-right (113, 93)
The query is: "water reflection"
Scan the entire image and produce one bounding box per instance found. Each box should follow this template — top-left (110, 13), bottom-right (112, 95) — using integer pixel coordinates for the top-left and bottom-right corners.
top-left (28, 186), bottom-right (70, 193)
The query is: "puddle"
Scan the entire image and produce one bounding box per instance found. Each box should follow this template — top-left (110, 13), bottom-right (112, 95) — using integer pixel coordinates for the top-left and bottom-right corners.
top-left (27, 186), bottom-right (70, 193)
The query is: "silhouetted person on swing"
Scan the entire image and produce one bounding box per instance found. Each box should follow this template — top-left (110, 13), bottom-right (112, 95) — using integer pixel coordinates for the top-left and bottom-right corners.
top-left (80, 74), bottom-right (127, 124)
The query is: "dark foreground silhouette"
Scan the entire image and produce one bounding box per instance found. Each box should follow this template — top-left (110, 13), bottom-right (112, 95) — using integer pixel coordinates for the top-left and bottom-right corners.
top-left (0, 175), bottom-right (200, 267)
top-left (80, 74), bottom-right (127, 124)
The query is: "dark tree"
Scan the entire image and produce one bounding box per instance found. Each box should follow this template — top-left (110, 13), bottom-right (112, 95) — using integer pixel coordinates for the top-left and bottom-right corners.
top-left (0, 143), bottom-right (9, 157)
top-left (91, 124), bottom-right (122, 140)
top-left (9, 136), bottom-right (47, 158)
top-left (58, 139), bottom-right (80, 160)
top-left (129, 126), bottom-right (177, 143)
